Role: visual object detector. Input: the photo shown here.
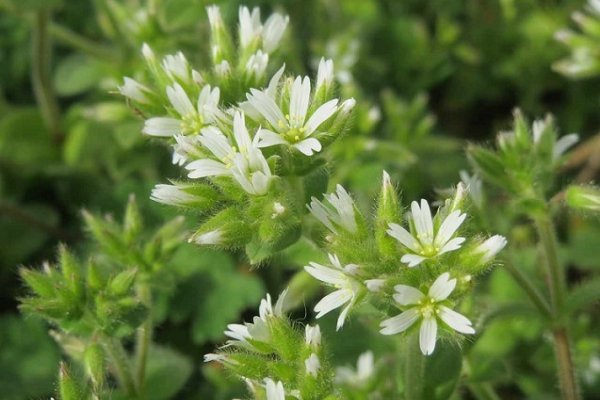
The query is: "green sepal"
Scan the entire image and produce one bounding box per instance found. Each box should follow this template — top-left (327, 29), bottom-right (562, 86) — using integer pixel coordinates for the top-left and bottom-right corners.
top-left (467, 145), bottom-right (512, 191)
top-left (59, 362), bottom-right (86, 400)
top-left (20, 268), bottom-right (55, 298)
top-left (191, 207), bottom-right (251, 248)
top-left (565, 185), bottom-right (600, 213)
top-left (107, 268), bottom-right (138, 297)
top-left (123, 195), bottom-right (143, 245)
top-left (82, 210), bottom-right (128, 259)
top-left (84, 343), bottom-right (105, 390)
top-left (375, 171), bottom-right (402, 258)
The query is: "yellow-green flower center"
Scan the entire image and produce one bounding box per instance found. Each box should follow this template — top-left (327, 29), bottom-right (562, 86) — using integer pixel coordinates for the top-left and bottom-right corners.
top-left (418, 298), bottom-right (439, 319)
top-left (181, 113), bottom-right (204, 135)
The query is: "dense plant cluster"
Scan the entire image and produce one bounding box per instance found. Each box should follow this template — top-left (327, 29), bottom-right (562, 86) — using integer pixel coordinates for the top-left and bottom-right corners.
top-left (2, 1), bottom-right (600, 399)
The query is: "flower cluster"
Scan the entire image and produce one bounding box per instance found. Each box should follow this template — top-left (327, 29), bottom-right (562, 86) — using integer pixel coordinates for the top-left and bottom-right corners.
top-left (205, 292), bottom-right (334, 399)
top-left (468, 111), bottom-right (578, 198)
top-left (305, 173), bottom-right (507, 355)
top-left (119, 5), bottom-right (355, 259)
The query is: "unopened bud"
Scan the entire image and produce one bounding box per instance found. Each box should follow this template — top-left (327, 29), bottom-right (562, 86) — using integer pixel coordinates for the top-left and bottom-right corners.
top-left (566, 185), bottom-right (600, 213)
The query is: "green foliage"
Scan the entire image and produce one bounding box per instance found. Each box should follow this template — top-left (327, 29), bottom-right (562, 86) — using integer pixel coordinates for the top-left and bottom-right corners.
top-left (1, 0), bottom-right (600, 399)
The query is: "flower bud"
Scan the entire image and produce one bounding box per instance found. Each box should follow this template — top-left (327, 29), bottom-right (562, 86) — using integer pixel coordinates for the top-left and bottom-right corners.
top-left (566, 185), bottom-right (600, 213)
top-left (190, 207), bottom-right (251, 248)
top-left (207, 6), bottom-right (234, 64)
top-left (84, 343), bottom-right (105, 389)
top-left (375, 171), bottom-right (401, 258)
top-left (59, 363), bottom-right (83, 400)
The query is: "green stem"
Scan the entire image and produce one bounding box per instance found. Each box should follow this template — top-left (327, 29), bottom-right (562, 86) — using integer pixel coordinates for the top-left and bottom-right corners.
top-left (49, 23), bottom-right (120, 62)
top-left (535, 217), bottom-right (565, 313)
top-left (31, 10), bottom-right (63, 144)
top-left (404, 332), bottom-right (425, 400)
top-left (534, 216), bottom-right (580, 400)
top-left (504, 260), bottom-right (552, 319)
top-left (102, 337), bottom-right (137, 397)
top-left (134, 283), bottom-right (152, 394)
top-left (467, 383), bottom-right (502, 400)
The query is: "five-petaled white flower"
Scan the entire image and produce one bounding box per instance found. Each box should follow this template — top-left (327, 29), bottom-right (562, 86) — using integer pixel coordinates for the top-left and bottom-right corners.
top-left (304, 254), bottom-right (362, 331)
top-left (222, 291), bottom-right (287, 351)
top-left (246, 74), bottom-right (339, 156)
top-left (143, 84), bottom-right (222, 137)
top-left (307, 185), bottom-right (358, 234)
top-left (387, 199), bottom-right (466, 267)
top-left (380, 272), bottom-right (475, 356)
top-left (185, 111), bottom-right (273, 195)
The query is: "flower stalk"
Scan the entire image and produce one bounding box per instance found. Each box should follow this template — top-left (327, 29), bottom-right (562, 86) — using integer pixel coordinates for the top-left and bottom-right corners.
top-left (31, 10), bottom-right (63, 144)
top-left (534, 216), bottom-right (580, 400)
top-left (404, 332), bottom-right (426, 400)
top-left (135, 282), bottom-right (152, 394)
top-left (102, 337), bottom-right (137, 397)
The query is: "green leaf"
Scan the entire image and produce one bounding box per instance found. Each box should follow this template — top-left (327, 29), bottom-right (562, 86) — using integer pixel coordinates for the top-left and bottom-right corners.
top-left (143, 344), bottom-right (193, 400)
top-left (0, 315), bottom-right (60, 399)
top-left (423, 342), bottom-right (463, 400)
top-left (565, 277), bottom-right (600, 314)
top-left (53, 54), bottom-right (103, 96)
top-left (0, 107), bottom-right (58, 168)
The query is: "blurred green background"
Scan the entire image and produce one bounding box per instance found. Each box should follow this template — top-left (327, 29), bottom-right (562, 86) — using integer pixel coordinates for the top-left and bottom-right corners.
top-left (1, 0), bottom-right (600, 399)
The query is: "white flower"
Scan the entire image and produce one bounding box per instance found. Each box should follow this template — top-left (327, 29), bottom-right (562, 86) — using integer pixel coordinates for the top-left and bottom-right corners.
top-left (387, 199), bottom-right (466, 267)
top-left (141, 43), bottom-right (155, 63)
top-left (380, 272), bottom-right (475, 356)
top-left (264, 378), bottom-right (286, 400)
top-left (459, 170), bottom-right (483, 208)
top-left (308, 185), bottom-right (358, 234)
top-left (247, 76), bottom-right (339, 156)
top-left (238, 6), bottom-right (289, 53)
top-left (239, 6), bottom-right (262, 49)
top-left (553, 134), bottom-right (579, 159)
top-left (473, 235), bottom-right (507, 264)
top-left (150, 184), bottom-right (202, 207)
top-left (532, 118), bottom-right (579, 160)
top-left (185, 112), bottom-right (273, 195)
top-left (245, 50), bottom-right (269, 80)
top-left (262, 13), bottom-right (289, 53)
top-left (119, 77), bottom-right (152, 104)
top-left (142, 84), bottom-right (222, 137)
top-left (239, 65), bottom-right (285, 119)
top-left (214, 60), bottom-right (231, 77)
top-left (162, 52), bottom-right (191, 83)
top-left (305, 324), bottom-right (321, 349)
top-left (304, 254), bottom-right (362, 330)
top-left (335, 351), bottom-right (374, 386)
top-left (365, 279), bottom-right (386, 292)
top-left (172, 134), bottom-right (203, 165)
top-left (589, 0), bottom-right (600, 14)
top-left (305, 353), bottom-right (321, 377)
top-left (192, 229), bottom-right (222, 245)
top-left (206, 5), bottom-right (223, 28)
top-left (223, 291), bottom-right (287, 351)
top-left (316, 58), bottom-right (334, 92)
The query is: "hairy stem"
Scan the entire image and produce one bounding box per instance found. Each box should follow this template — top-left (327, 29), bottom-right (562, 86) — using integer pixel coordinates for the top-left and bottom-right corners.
top-left (103, 337), bottom-right (137, 397)
top-left (534, 216), bottom-right (580, 400)
top-left (31, 10), bottom-right (63, 143)
top-left (504, 260), bottom-right (552, 319)
top-left (134, 283), bottom-right (152, 394)
top-left (468, 383), bottom-right (502, 400)
top-left (49, 23), bottom-right (119, 62)
top-left (404, 332), bottom-right (425, 400)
